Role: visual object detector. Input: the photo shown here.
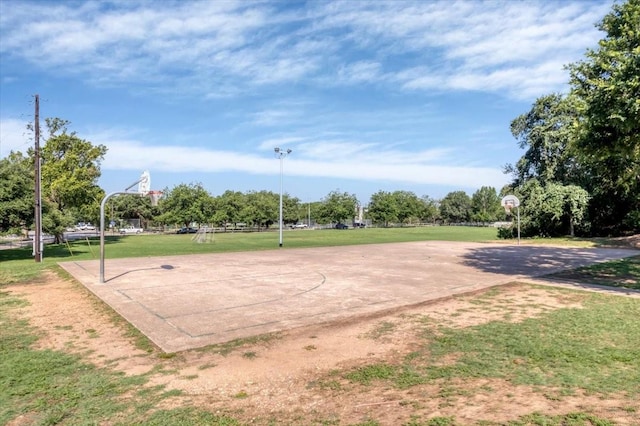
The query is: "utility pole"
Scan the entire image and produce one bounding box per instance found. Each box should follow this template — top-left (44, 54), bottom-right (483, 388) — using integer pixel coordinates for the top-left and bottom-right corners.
top-left (34, 94), bottom-right (43, 262)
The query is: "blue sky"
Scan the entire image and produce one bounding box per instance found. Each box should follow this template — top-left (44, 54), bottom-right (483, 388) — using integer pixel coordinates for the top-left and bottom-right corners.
top-left (0, 0), bottom-right (611, 204)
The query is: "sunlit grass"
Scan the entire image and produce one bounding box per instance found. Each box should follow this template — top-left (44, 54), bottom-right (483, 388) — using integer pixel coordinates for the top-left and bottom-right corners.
top-left (548, 255), bottom-right (640, 290)
top-left (343, 287), bottom-right (640, 398)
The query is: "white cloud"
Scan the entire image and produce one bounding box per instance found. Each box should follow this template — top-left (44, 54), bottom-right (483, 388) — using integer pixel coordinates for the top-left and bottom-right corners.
top-left (258, 137), bottom-right (306, 150)
top-left (337, 61), bottom-right (383, 84)
top-left (0, 0), bottom-right (609, 100)
top-left (94, 134), bottom-right (503, 190)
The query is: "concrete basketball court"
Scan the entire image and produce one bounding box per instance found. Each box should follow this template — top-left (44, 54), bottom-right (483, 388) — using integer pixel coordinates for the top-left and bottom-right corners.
top-left (59, 241), bottom-right (638, 353)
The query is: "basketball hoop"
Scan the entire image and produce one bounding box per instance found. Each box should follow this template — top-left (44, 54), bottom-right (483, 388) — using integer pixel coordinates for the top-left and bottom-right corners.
top-left (147, 190), bottom-right (163, 207)
top-left (501, 195), bottom-right (520, 215)
top-left (500, 195), bottom-right (521, 245)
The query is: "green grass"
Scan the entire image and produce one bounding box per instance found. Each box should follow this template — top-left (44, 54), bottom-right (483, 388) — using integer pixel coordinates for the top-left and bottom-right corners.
top-left (3, 228), bottom-right (639, 425)
top-left (405, 412), bottom-right (616, 426)
top-left (343, 288), bottom-right (640, 398)
top-left (0, 290), bottom-right (241, 425)
top-left (548, 255), bottom-right (640, 290)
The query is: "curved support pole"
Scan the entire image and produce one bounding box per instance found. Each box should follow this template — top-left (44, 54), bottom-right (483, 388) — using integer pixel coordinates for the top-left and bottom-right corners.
top-left (100, 191), bottom-right (141, 283)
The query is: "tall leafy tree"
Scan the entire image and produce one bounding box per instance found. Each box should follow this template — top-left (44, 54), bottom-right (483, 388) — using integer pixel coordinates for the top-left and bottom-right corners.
top-left (368, 191), bottom-right (399, 227)
top-left (568, 0), bottom-right (640, 234)
top-left (40, 119), bottom-right (107, 217)
top-left (471, 186), bottom-right (501, 223)
top-left (419, 195), bottom-right (440, 223)
top-left (439, 191), bottom-right (471, 223)
top-left (0, 152), bottom-right (34, 233)
top-left (282, 194), bottom-right (301, 225)
top-left (212, 190), bottom-right (245, 228)
top-left (108, 194), bottom-right (155, 229)
top-left (506, 93), bottom-right (582, 187)
top-left (392, 190), bottom-right (423, 225)
top-left (511, 180), bottom-right (590, 237)
top-left (242, 190), bottom-right (278, 228)
top-left (29, 119), bottom-right (107, 242)
top-left (157, 183), bottom-right (213, 228)
top-left (318, 190), bottom-right (358, 225)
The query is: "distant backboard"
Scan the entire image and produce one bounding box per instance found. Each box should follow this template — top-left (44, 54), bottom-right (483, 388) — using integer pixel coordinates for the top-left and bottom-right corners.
top-left (501, 194), bottom-right (520, 208)
top-left (138, 170), bottom-right (150, 195)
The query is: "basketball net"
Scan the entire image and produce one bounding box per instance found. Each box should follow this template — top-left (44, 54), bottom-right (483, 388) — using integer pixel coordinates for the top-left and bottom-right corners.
top-left (504, 201), bottom-right (514, 215)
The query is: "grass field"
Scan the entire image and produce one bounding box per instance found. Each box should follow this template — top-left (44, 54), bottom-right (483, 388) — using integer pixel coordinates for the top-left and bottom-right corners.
top-left (548, 256), bottom-right (640, 290)
top-left (2, 227), bottom-right (639, 425)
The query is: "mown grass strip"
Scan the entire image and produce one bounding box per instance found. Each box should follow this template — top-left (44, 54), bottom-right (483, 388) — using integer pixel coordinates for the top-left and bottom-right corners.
top-left (0, 290), bottom-right (237, 425)
top-left (548, 255), bottom-right (640, 290)
top-left (345, 288), bottom-right (640, 397)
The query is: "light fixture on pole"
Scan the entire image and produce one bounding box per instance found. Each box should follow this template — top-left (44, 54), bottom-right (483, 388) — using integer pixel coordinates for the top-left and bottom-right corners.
top-left (274, 147), bottom-right (292, 247)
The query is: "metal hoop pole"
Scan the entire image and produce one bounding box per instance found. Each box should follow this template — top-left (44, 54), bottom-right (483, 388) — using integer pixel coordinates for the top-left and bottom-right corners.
top-left (517, 206), bottom-right (521, 246)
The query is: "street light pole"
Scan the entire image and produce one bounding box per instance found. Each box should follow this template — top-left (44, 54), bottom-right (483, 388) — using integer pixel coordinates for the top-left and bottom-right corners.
top-left (274, 147), bottom-right (292, 247)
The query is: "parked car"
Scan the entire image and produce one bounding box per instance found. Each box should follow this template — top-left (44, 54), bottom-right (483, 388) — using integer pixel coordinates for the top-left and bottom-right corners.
top-left (176, 227), bottom-right (198, 234)
top-left (75, 222), bottom-right (96, 231)
top-left (290, 223), bottom-right (308, 229)
top-left (353, 222), bottom-right (366, 228)
top-left (119, 227), bottom-right (143, 234)
top-left (334, 223), bottom-right (349, 229)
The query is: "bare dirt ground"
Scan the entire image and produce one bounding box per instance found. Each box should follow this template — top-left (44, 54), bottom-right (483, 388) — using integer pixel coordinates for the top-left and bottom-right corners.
top-left (8, 270), bottom-right (640, 425)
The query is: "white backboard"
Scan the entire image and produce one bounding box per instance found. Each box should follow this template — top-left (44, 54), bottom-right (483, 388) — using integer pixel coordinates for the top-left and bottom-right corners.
top-left (138, 170), bottom-right (150, 195)
top-left (501, 194), bottom-right (520, 207)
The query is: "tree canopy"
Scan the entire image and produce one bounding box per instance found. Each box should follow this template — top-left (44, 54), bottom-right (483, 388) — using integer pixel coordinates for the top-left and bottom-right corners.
top-left (506, 94), bottom-right (581, 187)
top-left (471, 186), bottom-right (501, 223)
top-left (0, 152), bottom-right (33, 234)
top-left (157, 183), bottom-right (214, 228)
top-left (317, 190), bottom-right (358, 225)
top-left (506, 0), bottom-right (639, 236)
top-left (439, 191), bottom-right (471, 223)
top-left (567, 0), bottom-right (640, 233)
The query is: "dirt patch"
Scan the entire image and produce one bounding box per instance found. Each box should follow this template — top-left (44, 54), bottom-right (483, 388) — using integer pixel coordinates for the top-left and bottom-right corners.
top-left (7, 272), bottom-right (640, 425)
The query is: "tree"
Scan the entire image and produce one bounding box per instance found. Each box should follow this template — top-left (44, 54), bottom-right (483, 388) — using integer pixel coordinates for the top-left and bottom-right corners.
top-left (368, 191), bottom-right (398, 227)
top-left (419, 195), bottom-right (440, 223)
top-left (471, 186), bottom-right (501, 223)
top-left (35, 119), bottom-right (107, 242)
top-left (318, 190), bottom-right (358, 225)
top-left (242, 190), bottom-right (278, 228)
top-left (212, 190), bottom-right (245, 228)
top-left (157, 183), bottom-right (214, 228)
top-left (506, 93), bottom-right (582, 187)
top-left (282, 194), bottom-right (301, 225)
top-left (40, 119), bottom-right (107, 215)
top-left (0, 152), bottom-right (34, 234)
top-left (439, 191), bottom-right (471, 223)
top-left (108, 194), bottom-right (155, 229)
top-left (568, 0), bottom-right (640, 234)
top-left (510, 180), bottom-right (590, 237)
top-left (392, 191), bottom-right (423, 225)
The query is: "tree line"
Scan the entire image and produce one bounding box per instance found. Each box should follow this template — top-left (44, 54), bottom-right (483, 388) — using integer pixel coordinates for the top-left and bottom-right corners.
top-left (115, 184), bottom-right (506, 231)
top-left (0, 134), bottom-right (508, 241)
top-left (1, 0), bottom-right (637, 241)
